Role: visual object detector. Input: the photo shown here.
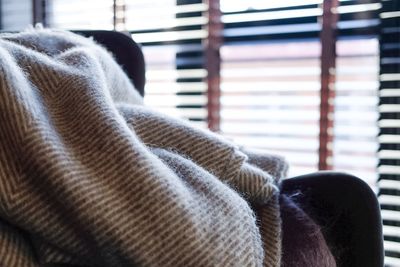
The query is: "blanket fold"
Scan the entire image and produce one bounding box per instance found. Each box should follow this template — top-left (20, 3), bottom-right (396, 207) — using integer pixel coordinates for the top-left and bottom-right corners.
top-left (0, 29), bottom-right (287, 267)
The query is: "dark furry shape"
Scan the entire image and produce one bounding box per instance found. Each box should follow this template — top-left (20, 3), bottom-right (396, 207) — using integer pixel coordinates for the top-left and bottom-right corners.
top-left (280, 195), bottom-right (336, 267)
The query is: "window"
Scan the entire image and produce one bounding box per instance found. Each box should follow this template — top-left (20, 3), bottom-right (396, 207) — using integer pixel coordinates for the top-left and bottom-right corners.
top-left (334, 0), bottom-right (381, 188)
top-left (0, 0), bottom-right (32, 30)
top-left (48, 0), bottom-right (114, 30)
top-left (127, 0), bottom-right (209, 129)
top-left (219, 2), bottom-right (323, 177)
top-left (1, 0), bottom-right (399, 264)
top-left (219, 0), bottom-right (380, 181)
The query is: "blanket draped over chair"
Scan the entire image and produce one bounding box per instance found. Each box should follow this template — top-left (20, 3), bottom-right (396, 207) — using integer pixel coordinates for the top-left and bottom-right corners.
top-left (0, 29), bottom-right (287, 267)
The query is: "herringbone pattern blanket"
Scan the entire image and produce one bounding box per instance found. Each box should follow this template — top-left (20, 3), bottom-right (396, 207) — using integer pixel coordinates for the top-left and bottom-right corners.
top-left (0, 29), bottom-right (287, 267)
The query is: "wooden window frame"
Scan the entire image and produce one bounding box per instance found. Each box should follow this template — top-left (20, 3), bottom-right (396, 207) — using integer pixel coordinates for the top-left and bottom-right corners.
top-left (318, 0), bottom-right (339, 170)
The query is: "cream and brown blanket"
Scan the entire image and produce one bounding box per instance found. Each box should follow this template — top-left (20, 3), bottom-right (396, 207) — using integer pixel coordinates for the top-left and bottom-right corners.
top-left (0, 29), bottom-right (287, 267)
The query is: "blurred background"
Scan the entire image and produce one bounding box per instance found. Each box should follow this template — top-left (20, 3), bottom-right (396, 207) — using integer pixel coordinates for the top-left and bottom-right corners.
top-left (0, 0), bottom-right (399, 265)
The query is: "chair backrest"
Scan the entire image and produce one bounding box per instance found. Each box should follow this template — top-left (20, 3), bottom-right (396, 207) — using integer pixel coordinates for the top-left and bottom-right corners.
top-left (75, 30), bottom-right (146, 96)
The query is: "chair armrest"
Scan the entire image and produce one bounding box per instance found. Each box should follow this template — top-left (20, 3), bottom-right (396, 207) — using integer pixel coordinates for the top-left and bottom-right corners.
top-left (281, 172), bottom-right (384, 267)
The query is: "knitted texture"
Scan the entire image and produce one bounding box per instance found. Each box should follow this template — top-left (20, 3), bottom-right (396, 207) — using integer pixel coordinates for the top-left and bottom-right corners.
top-left (0, 29), bottom-right (287, 267)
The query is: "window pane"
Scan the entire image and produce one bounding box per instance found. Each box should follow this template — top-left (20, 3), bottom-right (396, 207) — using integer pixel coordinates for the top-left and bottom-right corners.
top-left (220, 1), bottom-right (323, 177)
top-left (333, 37), bottom-right (380, 190)
top-left (220, 41), bottom-right (321, 177)
top-left (128, 0), bottom-right (208, 128)
top-left (1, 0), bottom-right (32, 30)
top-left (47, 0), bottom-right (114, 30)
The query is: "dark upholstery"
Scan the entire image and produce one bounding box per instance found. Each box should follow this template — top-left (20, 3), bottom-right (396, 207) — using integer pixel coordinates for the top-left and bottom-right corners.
top-left (282, 172), bottom-right (384, 267)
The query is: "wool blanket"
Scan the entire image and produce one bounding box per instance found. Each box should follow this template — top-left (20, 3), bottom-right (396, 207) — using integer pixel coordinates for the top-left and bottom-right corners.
top-left (0, 29), bottom-right (288, 267)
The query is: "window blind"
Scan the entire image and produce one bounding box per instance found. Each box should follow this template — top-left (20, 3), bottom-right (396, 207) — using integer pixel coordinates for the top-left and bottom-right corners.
top-left (333, 0), bottom-right (381, 189)
top-left (0, 0), bottom-right (32, 30)
top-left (220, 0), bottom-right (380, 179)
top-left (378, 0), bottom-right (400, 265)
top-left (220, 1), bottom-right (322, 177)
top-left (47, 0), bottom-right (114, 30)
top-left (334, 38), bottom-right (380, 188)
top-left (127, 0), bottom-right (209, 129)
